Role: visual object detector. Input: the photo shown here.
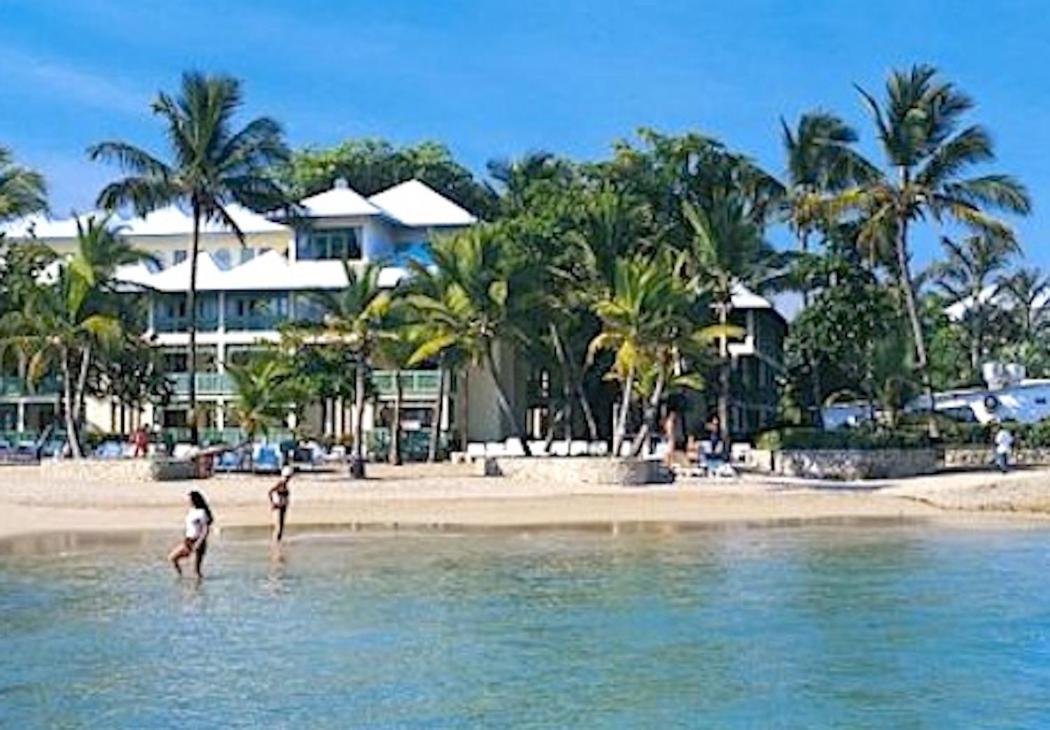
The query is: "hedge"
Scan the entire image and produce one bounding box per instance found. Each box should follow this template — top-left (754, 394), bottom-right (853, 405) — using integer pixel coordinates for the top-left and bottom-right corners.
top-left (755, 427), bottom-right (932, 451)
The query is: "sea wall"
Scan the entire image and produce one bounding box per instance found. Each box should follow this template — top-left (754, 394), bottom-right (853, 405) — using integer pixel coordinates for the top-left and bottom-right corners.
top-left (487, 456), bottom-right (664, 486)
top-left (767, 449), bottom-right (940, 480)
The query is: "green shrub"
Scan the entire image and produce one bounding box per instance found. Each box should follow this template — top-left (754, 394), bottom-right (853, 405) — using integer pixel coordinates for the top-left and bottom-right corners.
top-left (755, 426), bottom-right (931, 451)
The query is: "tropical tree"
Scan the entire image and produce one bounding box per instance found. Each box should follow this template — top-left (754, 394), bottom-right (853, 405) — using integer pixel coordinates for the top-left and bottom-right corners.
top-left (0, 216), bottom-right (141, 456)
top-left (227, 356), bottom-right (298, 462)
top-left (929, 233), bottom-right (1018, 376)
top-left (284, 138), bottom-right (496, 217)
top-left (854, 64), bottom-right (1031, 434)
top-left (373, 316), bottom-right (419, 465)
top-left (588, 252), bottom-right (706, 456)
top-left (302, 261), bottom-right (394, 476)
top-left (1000, 268), bottom-right (1050, 375)
top-left (683, 195), bottom-right (781, 444)
top-left (89, 71), bottom-right (290, 445)
top-left (406, 226), bottom-right (532, 454)
top-left (780, 112), bottom-right (876, 425)
top-left (0, 146), bottom-right (47, 221)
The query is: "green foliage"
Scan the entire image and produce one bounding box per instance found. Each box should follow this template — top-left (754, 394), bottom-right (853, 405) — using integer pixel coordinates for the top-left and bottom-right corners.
top-left (755, 426), bottom-right (931, 451)
top-left (284, 138), bottom-right (497, 219)
top-left (0, 146), bottom-right (47, 221)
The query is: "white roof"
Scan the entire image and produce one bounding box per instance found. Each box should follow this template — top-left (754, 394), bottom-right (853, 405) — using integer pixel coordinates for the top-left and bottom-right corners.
top-left (298, 179), bottom-right (381, 218)
top-left (123, 204), bottom-right (288, 236)
top-left (730, 283), bottom-right (774, 311)
top-left (368, 179), bottom-right (477, 227)
top-left (2, 204), bottom-right (288, 241)
top-left (147, 252), bottom-right (227, 292)
top-left (1, 212), bottom-right (100, 239)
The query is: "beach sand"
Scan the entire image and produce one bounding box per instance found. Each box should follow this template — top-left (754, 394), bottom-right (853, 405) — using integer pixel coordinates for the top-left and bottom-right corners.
top-left (3, 461), bottom-right (1050, 545)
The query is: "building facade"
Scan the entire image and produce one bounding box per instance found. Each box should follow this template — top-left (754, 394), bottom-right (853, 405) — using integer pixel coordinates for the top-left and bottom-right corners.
top-left (1, 179), bottom-right (785, 451)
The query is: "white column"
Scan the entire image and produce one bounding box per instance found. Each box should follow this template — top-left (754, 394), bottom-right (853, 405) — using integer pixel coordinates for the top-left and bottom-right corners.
top-left (217, 291), bottom-right (226, 333)
top-left (16, 401), bottom-right (25, 432)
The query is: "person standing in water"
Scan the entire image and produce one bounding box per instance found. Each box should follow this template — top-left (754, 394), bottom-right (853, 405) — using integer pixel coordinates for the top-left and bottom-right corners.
top-left (269, 465), bottom-right (293, 542)
top-left (169, 490), bottom-right (214, 579)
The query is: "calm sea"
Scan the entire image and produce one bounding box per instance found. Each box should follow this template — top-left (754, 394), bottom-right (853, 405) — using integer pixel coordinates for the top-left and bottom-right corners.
top-left (3, 522), bottom-right (1050, 728)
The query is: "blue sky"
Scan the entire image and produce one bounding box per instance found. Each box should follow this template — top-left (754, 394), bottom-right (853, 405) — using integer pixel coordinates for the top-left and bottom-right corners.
top-left (2, 0), bottom-right (1047, 269)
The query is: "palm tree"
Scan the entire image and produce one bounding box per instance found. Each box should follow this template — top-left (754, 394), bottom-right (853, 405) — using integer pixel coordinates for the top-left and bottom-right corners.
top-left (683, 196), bottom-right (780, 445)
top-left (304, 262), bottom-right (394, 477)
top-left (781, 112), bottom-right (876, 426)
top-left (588, 253), bottom-right (697, 456)
top-left (228, 356), bottom-right (297, 466)
top-left (406, 226), bottom-right (532, 454)
top-left (374, 320), bottom-right (418, 466)
top-left (0, 146), bottom-right (47, 221)
top-left (855, 64), bottom-right (1031, 434)
top-left (89, 71), bottom-right (290, 445)
top-left (930, 234), bottom-right (1018, 376)
top-left (1005, 268), bottom-right (1050, 342)
top-left (0, 216), bottom-right (138, 456)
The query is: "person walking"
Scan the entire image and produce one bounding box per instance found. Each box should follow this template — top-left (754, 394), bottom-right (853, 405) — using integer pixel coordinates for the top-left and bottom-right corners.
top-left (168, 490), bottom-right (215, 579)
top-left (994, 425), bottom-right (1014, 473)
top-left (268, 465), bottom-right (293, 542)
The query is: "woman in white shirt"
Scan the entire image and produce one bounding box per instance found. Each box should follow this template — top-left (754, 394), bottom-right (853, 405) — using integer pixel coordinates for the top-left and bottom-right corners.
top-left (168, 490), bottom-right (215, 579)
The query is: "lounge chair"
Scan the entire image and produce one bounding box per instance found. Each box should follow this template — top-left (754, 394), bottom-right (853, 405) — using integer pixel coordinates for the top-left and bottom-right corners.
top-left (503, 438), bottom-right (526, 456)
top-left (253, 444), bottom-right (282, 473)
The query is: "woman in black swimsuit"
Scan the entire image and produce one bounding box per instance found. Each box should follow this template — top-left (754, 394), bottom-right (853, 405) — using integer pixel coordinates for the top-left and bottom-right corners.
top-left (268, 465), bottom-right (293, 542)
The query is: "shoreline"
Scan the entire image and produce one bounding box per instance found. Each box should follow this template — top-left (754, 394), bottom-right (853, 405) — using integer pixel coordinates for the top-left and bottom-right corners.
top-left (4, 462), bottom-right (1050, 551)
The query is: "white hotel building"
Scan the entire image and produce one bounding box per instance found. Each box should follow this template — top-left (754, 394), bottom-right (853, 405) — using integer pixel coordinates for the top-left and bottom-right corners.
top-left (1, 179), bottom-right (528, 453)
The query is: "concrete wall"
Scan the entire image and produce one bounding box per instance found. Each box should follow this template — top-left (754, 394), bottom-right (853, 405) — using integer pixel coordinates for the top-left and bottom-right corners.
top-left (490, 456), bottom-right (662, 486)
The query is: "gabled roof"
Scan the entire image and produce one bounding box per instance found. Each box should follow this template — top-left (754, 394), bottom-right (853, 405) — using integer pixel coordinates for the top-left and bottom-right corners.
top-left (123, 204), bottom-right (288, 236)
top-left (298, 179), bottom-right (382, 218)
top-left (147, 252), bottom-right (226, 292)
top-left (368, 179), bottom-right (477, 227)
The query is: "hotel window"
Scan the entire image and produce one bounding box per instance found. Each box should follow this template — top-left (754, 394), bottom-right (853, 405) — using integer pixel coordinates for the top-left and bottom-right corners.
top-left (173, 250), bottom-right (188, 265)
top-left (297, 228), bottom-right (362, 261)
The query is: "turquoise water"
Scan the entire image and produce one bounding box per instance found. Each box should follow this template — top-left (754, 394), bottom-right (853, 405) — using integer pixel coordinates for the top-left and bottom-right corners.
top-left (4, 522), bottom-right (1050, 728)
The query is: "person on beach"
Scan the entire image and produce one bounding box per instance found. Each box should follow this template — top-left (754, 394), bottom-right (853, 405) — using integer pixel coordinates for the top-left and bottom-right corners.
top-left (994, 424), bottom-right (1014, 473)
top-left (169, 490), bottom-right (214, 579)
top-left (269, 465), bottom-right (293, 542)
top-left (131, 425), bottom-right (149, 458)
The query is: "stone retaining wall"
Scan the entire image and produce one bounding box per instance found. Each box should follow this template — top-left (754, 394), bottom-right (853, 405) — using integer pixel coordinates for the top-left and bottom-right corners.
top-left (768, 449), bottom-right (940, 480)
top-left (944, 447), bottom-right (1050, 468)
top-left (39, 459), bottom-right (155, 483)
top-left (489, 456), bottom-right (663, 486)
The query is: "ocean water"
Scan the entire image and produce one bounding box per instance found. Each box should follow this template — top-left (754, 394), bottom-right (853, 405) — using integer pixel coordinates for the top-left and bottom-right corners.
top-left (3, 522), bottom-right (1050, 728)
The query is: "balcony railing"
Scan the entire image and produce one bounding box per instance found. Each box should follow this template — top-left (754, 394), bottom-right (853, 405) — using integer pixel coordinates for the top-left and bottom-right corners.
top-left (154, 315), bottom-right (220, 333)
top-left (166, 372), bottom-right (235, 395)
top-left (0, 376), bottom-right (62, 397)
top-left (371, 370), bottom-right (442, 396)
top-left (224, 312), bottom-right (285, 331)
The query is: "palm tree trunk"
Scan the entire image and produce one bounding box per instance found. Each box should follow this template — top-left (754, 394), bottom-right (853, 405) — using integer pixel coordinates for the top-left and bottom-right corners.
top-left (483, 348), bottom-right (531, 456)
top-left (60, 349), bottom-right (82, 459)
top-left (73, 343), bottom-right (91, 436)
top-left (389, 370), bottom-right (402, 465)
top-left (548, 323), bottom-right (574, 445)
top-left (188, 199), bottom-right (201, 446)
top-left (576, 381), bottom-right (598, 442)
top-left (612, 366), bottom-right (635, 458)
top-left (799, 229), bottom-right (825, 429)
top-left (351, 362), bottom-right (366, 477)
top-left (427, 363), bottom-right (446, 462)
top-left (718, 302), bottom-right (731, 446)
top-left (894, 210), bottom-right (939, 438)
top-left (630, 369), bottom-right (665, 457)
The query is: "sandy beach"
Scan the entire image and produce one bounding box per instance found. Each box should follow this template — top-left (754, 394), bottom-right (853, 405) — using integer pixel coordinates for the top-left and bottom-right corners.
top-left (3, 461), bottom-right (1050, 547)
